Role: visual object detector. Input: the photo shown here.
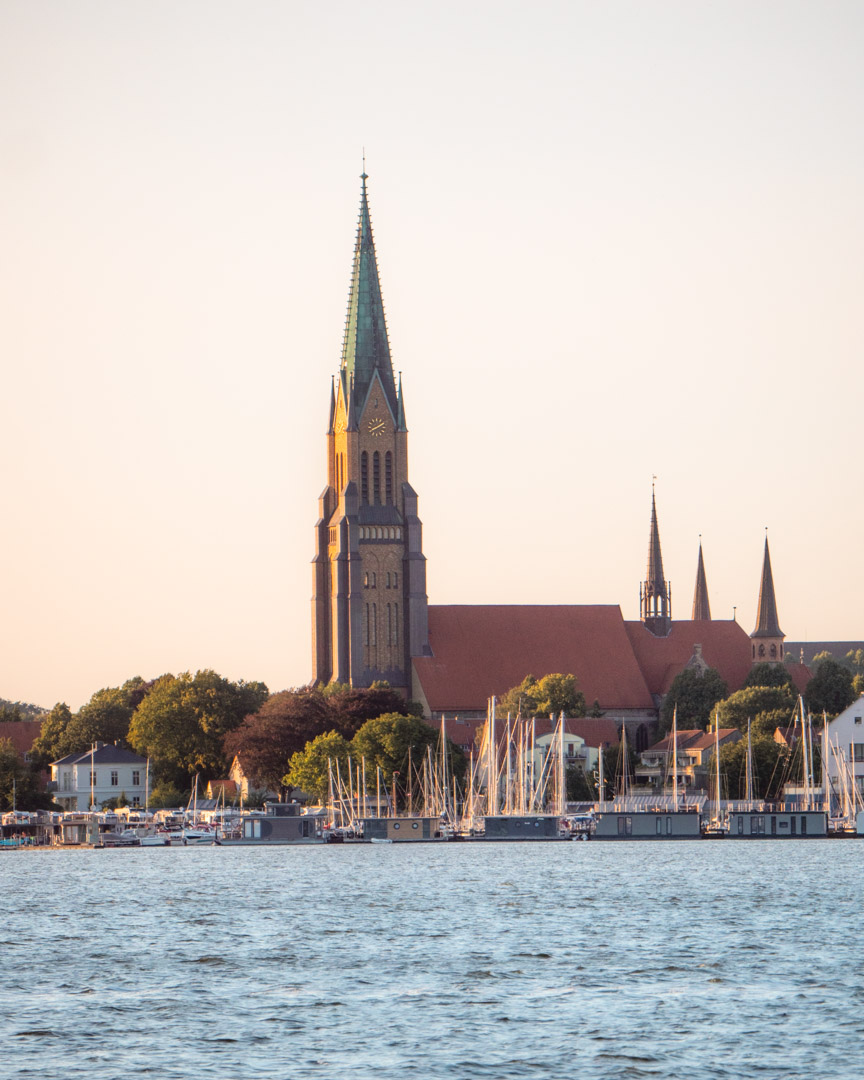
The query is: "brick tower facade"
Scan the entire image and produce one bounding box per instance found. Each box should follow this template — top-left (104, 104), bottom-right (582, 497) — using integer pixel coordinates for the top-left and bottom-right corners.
top-left (311, 174), bottom-right (429, 691)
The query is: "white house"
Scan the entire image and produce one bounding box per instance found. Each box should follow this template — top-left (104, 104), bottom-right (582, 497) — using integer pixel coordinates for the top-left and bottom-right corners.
top-left (825, 694), bottom-right (864, 803)
top-left (51, 743), bottom-right (148, 811)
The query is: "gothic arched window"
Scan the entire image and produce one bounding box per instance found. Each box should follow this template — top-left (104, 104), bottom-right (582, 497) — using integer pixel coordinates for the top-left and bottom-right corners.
top-left (385, 451), bottom-right (393, 504)
top-left (373, 451), bottom-right (381, 504)
top-left (361, 452), bottom-right (369, 504)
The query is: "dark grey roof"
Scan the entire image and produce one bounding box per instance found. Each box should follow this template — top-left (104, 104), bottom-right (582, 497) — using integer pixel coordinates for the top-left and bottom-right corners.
top-left (785, 642), bottom-right (864, 666)
top-left (54, 744), bottom-right (147, 767)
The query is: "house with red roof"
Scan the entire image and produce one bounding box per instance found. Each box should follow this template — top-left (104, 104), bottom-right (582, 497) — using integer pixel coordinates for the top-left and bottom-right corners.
top-left (635, 728), bottom-right (743, 793)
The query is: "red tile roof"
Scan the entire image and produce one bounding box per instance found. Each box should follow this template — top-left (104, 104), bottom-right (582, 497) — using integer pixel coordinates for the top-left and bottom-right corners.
top-left (646, 728), bottom-right (741, 759)
top-left (0, 721), bottom-right (43, 759)
top-left (623, 619), bottom-right (752, 697)
top-left (787, 662), bottom-right (811, 694)
top-left (415, 606), bottom-right (655, 714)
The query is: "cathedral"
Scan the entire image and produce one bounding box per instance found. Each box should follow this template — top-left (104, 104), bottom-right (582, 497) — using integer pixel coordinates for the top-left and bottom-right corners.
top-left (312, 175), bottom-right (808, 744)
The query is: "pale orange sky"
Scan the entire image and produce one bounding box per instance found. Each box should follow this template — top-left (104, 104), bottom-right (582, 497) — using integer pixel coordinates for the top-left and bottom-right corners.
top-left (2, 1), bottom-right (862, 710)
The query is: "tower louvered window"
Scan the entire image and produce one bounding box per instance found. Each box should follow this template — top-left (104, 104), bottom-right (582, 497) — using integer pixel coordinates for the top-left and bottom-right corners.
top-left (361, 452), bottom-right (369, 504)
top-left (385, 451), bottom-right (393, 504)
top-left (373, 451), bottom-right (381, 504)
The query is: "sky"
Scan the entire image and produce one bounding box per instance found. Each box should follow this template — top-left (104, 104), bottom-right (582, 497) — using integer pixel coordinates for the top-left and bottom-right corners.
top-left (2, 1), bottom-right (862, 711)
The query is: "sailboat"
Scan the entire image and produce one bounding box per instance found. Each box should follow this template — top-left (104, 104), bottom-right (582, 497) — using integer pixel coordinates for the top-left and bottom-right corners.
top-left (702, 711), bottom-right (729, 835)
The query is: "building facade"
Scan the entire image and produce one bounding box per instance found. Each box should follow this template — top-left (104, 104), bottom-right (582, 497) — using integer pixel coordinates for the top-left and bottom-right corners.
top-left (312, 173), bottom-right (429, 694)
top-left (50, 743), bottom-right (147, 811)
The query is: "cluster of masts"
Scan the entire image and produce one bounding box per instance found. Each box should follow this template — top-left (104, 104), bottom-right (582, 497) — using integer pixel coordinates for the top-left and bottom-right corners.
top-left (611, 696), bottom-right (864, 832)
top-left (326, 700), bottom-right (571, 833)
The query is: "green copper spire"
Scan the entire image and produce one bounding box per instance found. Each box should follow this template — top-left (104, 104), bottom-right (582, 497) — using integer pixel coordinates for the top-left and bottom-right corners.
top-left (340, 172), bottom-right (398, 422)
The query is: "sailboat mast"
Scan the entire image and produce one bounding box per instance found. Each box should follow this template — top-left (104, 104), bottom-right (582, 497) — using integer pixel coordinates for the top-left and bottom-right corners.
top-left (505, 714), bottom-right (512, 816)
top-left (671, 705), bottom-right (678, 807)
top-left (798, 698), bottom-right (810, 812)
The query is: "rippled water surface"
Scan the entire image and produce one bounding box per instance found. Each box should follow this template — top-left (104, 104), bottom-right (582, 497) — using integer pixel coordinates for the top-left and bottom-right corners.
top-left (3, 841), bottom-right (864, 1079)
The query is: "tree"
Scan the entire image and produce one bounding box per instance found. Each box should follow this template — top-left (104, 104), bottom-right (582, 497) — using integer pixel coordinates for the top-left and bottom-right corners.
top-left (533, 674), bottom-right (586, 718)
top-left (64, 678), bottom-right (152, 752)
top-left (0, 739), bottom-right (57, 812)
top-left (351, 713), bottom-right (466, 808)
top-left (715, 684), bottom-right (796, 736)
top-left (716, 732), bottom-right (789, 802)
top-left (497, 673), bottom-right (585, 718)
top-left (284, 731), bottom-right (351, 803)
top-left (845, 649), bottom-right (864, 677)
top-left (659, 667), bottom-right (728, 735)
top-left (30, 678), bottom-right (156, 770)
top-left (588, 700), bottom-right (604, 718)
top-left (30, 702), bottom-right (75, 768)
top-left (148, 780), bottom-right (185, 809)
top-left (224, 688), bottom-right (333, 794)
top-left (325, 683), bottom-right (424, 738)
top-left (224, 684), bottom-right (423, 795)
top-left (805, 657), bottom-right (856, 718)
top-left (744, 663), bottom-right (793, 689)
top-left (128, 670), bottom-right (268, 785)
top-left (565, 762), bottom-right (595, 802)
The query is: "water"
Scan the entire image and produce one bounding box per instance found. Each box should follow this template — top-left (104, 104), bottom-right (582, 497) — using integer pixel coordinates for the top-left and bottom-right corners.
top-left (3, 841), bottom-right (863, 1079)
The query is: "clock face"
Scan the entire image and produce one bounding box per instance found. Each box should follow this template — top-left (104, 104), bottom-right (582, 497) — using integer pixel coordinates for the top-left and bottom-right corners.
top-left (367, 417), bottom-right (387, 437)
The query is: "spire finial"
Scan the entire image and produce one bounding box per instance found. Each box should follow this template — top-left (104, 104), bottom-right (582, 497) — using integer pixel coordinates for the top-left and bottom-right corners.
top-left (361, 148), bottom-right (367, 183)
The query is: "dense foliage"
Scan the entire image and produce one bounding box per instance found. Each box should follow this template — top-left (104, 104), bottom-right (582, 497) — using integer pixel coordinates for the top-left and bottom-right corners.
top-left (224, 683), bottom-right (423, 795)
top-left (127, 671), bottom-right (268, 785)
top-left (743, 663), bottom-right (793, 689)
top-left (714, 684), bottom-right (797, 736)
top-left (284, 712), bottom-right (467, 810)
top-left (0, 738), bottom-right (58, 812)
top-left (659, 667), bottom-right (728, 735)
top-left (30, 678), bottom-right (153, 769)
top-left (497, 673), bottom-right (586, 719)
top-left (805, 656), bottom-right (856, 718)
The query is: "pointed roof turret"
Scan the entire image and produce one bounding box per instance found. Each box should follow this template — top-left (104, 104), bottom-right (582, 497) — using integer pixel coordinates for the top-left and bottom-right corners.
top-left (646, 489), bottom-right (668, 602)
top-left (691, 539), bottom-right (711, 621)
top-left (752, 535), bottom-right (783, 638)
top-left (640, 483), bottom-right (672, 635)
top-left (340, 171), bottom-right (399, 422)
top-left (327, 374), bottom-right (336, 434)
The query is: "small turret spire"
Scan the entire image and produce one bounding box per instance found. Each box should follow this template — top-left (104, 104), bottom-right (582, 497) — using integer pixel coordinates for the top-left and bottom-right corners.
top-left (752, 533), bottom-right (783, 638)
top-left (640, 481), bottom-right (672, 635)
top-left (750, 532), bottom-right (785, 665)
top-left (327, 374), bottom-right (336, 434)
top-left (691, 537), bottom-right (711, 621)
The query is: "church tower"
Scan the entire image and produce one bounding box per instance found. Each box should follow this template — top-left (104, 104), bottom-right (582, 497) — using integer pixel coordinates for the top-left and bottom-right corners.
top-left (311, 173), bottom-right (429, 692)
top-left (640, 486), bottom-right (672, 636)
top-left (750, 535), bottom-right (784, 664)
